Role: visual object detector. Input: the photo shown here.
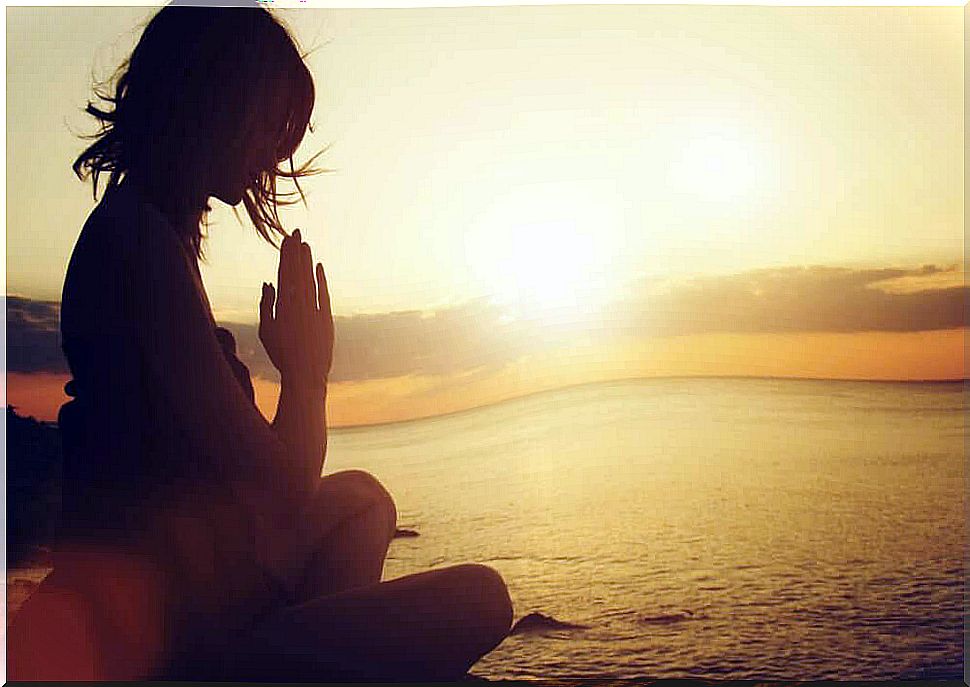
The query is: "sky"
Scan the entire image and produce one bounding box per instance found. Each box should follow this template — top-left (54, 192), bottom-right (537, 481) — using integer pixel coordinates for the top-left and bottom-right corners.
top-left (5, 3), bottom-right (967, 425)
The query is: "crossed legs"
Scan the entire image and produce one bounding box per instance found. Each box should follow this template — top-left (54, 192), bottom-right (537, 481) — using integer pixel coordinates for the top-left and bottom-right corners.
top-left (236, 469), bottom-right (514, 682)
top-left (8, 470), bottom-right (513, 682)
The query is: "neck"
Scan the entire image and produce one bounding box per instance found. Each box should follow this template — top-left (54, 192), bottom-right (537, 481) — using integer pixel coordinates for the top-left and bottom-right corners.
top-left (121, 172), bottom-right (207, 241)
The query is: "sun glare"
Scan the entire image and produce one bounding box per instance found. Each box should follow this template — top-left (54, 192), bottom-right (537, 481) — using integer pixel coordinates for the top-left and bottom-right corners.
top-left (500, 221), bottom-right (606, 311)
top-left (669, 129), bottom-right (760, 203)
top-left (465, 184), bottom-right (622, 321)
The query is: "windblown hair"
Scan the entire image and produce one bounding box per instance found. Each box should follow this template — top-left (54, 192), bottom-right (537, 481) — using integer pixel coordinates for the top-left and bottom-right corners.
top-left (72, 4), bottom-right (327, 258)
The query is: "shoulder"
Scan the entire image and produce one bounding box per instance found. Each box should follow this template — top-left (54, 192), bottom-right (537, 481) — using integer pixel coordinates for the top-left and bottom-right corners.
top-left (62, 185), bottom-right (210, 342)
top-left (77, 184), bottom-right (194, 280)
top-left (63, 185), bottom-right (196, 314)
top-left (61, 187), bottom-right (155, 334)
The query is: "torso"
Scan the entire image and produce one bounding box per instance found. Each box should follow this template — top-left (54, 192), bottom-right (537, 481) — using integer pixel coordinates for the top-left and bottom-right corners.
top-left (58, 181), bottom-right (216, 539)
top-left (57, 181), bottom-right (293, 672)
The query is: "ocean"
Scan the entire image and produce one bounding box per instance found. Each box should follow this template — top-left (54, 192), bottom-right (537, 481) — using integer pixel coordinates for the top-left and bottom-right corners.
top-left (325, 377), bottom-right (966, 680)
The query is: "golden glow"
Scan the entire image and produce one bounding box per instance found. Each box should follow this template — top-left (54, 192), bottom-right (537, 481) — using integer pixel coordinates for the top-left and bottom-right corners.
top-left (6, 373), bottom-right (71, 422)
top-left (6, 6), bottom-right (964, 311)
top-left (490, 222), bottom-right (608, 314)
top-left (316, 329), bottom-right (966, 428)
top-left (7, 328), bottom-right (965, 426)
top-left (465, 182), bottom-right (624, 321)
top-left (668, 126), bottom-right (763, 203)
top-left (4, 6), bottom-right (965, 430)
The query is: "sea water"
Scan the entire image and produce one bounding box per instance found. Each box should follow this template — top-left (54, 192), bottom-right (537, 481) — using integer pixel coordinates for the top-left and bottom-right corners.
top-left (325, 377), bottom-right (966, 680)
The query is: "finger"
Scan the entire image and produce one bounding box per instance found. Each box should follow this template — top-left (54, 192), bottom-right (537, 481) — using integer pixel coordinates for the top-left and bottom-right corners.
top-left (259, 281), bottom-right (276, 322)
top-left (316, 262), bottom-right (332, 325)
top-left (300, 242), bottom-right (315, 308)
top-left (277, 236), bottom-right (289, 313)
top-left (259, 282), bottom-right (276, 339)
top-left (280, 232), bottom-right (299, 312)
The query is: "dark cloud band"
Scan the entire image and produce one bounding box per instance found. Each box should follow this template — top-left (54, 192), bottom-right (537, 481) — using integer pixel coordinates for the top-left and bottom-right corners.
top-left (6, 264), bottom-right (966, 382)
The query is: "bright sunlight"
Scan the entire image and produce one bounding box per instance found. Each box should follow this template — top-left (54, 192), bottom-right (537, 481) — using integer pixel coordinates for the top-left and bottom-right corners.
top-left (668, 127), bottom-right (761, 203)
top-left (465, 183), bottom-right (623, 321)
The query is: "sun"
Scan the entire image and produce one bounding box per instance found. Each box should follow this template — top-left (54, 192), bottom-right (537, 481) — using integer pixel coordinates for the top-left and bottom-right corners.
top-left (497, 221), bottom-right (609, 312)
top-left (464, 185), bottom-right (622, 321)
top-left (668, 128), bottom-right (761, 203)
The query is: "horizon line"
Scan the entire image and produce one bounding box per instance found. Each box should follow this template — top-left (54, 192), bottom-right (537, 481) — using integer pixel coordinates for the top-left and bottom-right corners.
top-left (330, 373), bottom-right (969, 432)
top-left (13, 373), bottom-right (966, 430)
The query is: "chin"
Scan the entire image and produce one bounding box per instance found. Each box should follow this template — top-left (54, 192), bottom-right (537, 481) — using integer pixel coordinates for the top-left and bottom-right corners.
top-left (213, 188), bottom-right (245, 207)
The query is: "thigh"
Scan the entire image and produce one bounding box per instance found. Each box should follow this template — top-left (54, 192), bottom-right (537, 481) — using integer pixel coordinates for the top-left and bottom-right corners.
top-left (233, 564), bottom-right (513, 682)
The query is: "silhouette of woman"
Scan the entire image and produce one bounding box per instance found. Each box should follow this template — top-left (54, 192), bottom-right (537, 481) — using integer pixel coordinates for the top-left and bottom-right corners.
top-left (7, 4), bottom-right (512, 681)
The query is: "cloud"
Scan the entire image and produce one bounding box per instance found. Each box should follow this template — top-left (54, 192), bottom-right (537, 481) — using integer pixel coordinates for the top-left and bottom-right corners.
top-left (224, 297), bottom-right (543, 383)
top-left (2, 293), bottom-right (544, 383)
top-left (6, 264), bottom-right (966, 382)
top-left (5, 296), bottom-right (68, 374)
top-left (626, 265), bottom-right (967, 336)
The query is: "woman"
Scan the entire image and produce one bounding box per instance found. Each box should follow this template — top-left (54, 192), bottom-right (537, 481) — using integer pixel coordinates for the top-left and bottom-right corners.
top-left (8, 5), bottom-right (512, 681)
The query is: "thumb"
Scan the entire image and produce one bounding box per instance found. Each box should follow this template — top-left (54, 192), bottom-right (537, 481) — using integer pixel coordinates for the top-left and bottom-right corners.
top-left (259, 282), bottom-right (276, 327)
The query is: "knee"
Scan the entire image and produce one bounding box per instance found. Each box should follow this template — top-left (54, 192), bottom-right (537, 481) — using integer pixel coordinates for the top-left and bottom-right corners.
top-left (450, 564), bottom-right (514, 644)
top-left (330, 470), bottom-right (397, 533)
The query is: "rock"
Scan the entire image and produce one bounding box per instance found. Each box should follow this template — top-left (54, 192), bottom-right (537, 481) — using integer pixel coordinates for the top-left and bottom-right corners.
top-left (509, 612), bottom-right (591, 635)
top-left (393, 527), bottom-right (420, 538)
top-left (638, 610), bottom-right (694, 625)
top-left (6, 407), bottom-right (63, 567)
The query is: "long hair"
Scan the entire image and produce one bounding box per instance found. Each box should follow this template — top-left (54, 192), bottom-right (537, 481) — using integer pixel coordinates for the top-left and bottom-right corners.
top-left (71, 5), bottom-right (327, 258)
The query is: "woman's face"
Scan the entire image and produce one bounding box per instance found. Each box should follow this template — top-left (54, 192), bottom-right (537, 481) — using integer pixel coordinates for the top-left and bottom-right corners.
top-left (208, 118), bottom-right (281, 207)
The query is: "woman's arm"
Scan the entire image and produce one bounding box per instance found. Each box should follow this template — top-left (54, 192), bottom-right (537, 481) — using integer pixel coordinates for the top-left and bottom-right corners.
top-left (118, 209), bottom-right (318, 580)
top-left (272, 382), bottom-right (327, 486)
top-left (259, 231), bottom-right (334, 486)
top-left (215, 318), bottom-right (326, 486)
top-left (125, 220), bottom-right (291, 484)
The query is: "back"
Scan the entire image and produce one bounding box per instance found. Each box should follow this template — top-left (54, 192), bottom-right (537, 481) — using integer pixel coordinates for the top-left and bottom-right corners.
top-left (59, 182), bottom-right (214, 542)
